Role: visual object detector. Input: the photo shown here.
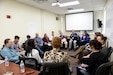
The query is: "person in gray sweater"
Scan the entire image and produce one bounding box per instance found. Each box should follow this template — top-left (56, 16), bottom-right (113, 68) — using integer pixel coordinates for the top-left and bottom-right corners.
top-left (97, 35), bottom-right (108, 56)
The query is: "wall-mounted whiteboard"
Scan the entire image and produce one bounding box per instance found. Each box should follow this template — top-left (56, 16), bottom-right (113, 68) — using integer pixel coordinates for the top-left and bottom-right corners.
top-left (105, 2), bottom-right (113, 42)
top-left (65, 12), bottom-right (93, 31)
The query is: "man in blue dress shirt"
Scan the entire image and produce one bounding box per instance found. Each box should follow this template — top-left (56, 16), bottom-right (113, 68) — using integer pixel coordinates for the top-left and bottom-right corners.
top-left (34, 33), bottom-right (44, 47)
top-left (34, 33), bottom-right (45, 52)
top-left (0, 38), bottom-right (20, 63)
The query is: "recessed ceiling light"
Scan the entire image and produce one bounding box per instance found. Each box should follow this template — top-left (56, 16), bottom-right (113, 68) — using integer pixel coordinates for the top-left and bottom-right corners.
top-left (59, 1), bottom-right (80, 7)
top-left (68, 9), bottom-right (85, 13)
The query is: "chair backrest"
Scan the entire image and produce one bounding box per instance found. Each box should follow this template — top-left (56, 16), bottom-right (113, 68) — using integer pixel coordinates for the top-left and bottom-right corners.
top-left (21, 43), bottom-right (26, 50)
top-left (40, 62), bottom-right (70, 75)
top-left (0, 51), bottom-right (4, 60)
top-left (22, 58), bottom-right (40, 70)
top-left (106, 47), bottom-right (113, 61)
top-left (107, 47), bottom-right (113, 57)
top-left (95, 61), bottom-right (113, 75)
top-left (105, 40), bottom-right (109, 48)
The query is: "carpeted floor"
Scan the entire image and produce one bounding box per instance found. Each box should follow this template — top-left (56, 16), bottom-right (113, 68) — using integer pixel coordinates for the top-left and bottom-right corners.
top-left (64, 49), bottom-right (78, 75)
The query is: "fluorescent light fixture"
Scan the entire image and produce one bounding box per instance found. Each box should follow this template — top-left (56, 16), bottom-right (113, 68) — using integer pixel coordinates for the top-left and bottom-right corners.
top-left (52, 2), bottom-right (60, 6)
top-left (59, 1), bottom-right (79, 7)
top-left (52, 3), bottom-right (57, 6)
top-left (68, 9), bottom-right (85, 13)
top-left (57, 2), bottom-right (60, 6)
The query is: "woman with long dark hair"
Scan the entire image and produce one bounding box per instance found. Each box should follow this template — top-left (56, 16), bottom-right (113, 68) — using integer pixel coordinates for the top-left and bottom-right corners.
top-left (25, 39), bottom-right (43, 63)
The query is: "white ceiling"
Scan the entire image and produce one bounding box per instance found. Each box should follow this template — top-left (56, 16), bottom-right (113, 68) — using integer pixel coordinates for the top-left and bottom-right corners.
top-left (16, 0), bottom-right (107, 14)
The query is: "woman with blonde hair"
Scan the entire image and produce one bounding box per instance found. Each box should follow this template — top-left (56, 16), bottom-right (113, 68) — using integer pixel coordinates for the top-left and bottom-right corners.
top-left (44, 36), bottom-right (69, 63)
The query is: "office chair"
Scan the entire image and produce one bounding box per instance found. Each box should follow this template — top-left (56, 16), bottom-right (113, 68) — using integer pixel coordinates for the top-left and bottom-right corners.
top-left (0, 51), bottom-right (4, 60)
top-left (105, 41), bottom-right (109, 48)
top-left (80, 61), bottom-right (113, 75)
top-left (95, 61), bottom-right (113, 75)
top-left (107, 47), bottom-right (113, 58)
top-left (104, 47), bottom-right (113, 62)
top-left (39, 62), bottom-right (71, 75)
top-left (22, 58), bottom-right (41, 70)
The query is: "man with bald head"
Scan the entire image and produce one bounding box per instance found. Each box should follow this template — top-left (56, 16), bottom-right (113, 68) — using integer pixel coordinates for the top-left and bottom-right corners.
top-left (34, 33), bottom-right (44, 52)
top-left (35, 33), bottom-right (43, 46)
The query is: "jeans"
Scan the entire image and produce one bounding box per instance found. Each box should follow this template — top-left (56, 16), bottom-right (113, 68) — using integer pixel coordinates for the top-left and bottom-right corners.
top-left (35, 46), bottom-right (44, 57)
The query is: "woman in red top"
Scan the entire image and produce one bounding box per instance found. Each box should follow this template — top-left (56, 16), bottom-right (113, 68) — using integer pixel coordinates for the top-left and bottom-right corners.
top-left (42, 33), bottom-right (50, 43)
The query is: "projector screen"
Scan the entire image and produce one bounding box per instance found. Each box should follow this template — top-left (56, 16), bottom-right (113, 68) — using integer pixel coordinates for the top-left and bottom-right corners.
top-left (66, 12), bottom-right (93, 31)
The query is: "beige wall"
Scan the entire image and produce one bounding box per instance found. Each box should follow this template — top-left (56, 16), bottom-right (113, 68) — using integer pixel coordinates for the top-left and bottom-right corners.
top-left (0, 0), bottom-right (106, 49)
top-left (103, 0), bottom-right (113, 47)
top-left (0, 0), bottom-right (61, 48)
top-left (103, 0), bottom-right (113, 61)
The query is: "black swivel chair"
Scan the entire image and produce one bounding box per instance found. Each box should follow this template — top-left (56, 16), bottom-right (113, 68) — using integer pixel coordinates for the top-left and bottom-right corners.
top-left (0, 51), bottom-right (4, 60)
top-left (107, 47), bottom-right (113, 58)
top-left (104, 47), bottom-right (113, 62)
top-left (95, 61), bottom-right (113, 75)
top-left (39, 62), bottom-right (71, 75)
top-left (80, 61), bottom-right (113, 75)
top-left (22, 58), bottom-right (41, 70)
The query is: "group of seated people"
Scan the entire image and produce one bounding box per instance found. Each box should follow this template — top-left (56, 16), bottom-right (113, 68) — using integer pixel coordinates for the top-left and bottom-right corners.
top-left (0, 33), bottom-right (69, 64)
top-left (0, 31), bottom-right (110, 75)
top-left (70, 32), bottom-right (109, 75)
top-left (59, 30), bottom-right (90, 50)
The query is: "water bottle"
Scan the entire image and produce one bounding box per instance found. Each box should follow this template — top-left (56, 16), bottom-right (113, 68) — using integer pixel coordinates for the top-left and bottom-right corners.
top-left (4, 56), bottom-right (9, 66)
top-left (20, 60), bottom-right (25, 73)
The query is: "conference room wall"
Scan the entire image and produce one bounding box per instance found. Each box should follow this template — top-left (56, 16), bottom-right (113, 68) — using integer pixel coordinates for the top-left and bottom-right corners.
top-left (60, 10), bottom-right (104, 39)
top-left (0, 0), bottom-right (61, 48)
top-left (103, 0), bottom-right (113, 42)
top-left (103, 0), bottom-right (113, 61)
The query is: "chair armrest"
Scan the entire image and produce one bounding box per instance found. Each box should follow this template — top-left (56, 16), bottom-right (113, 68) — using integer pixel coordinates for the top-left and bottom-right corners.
top-left (69, 66), bottom-right (73, 73)
top-left (80, 70), bottom-right (90, 75)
